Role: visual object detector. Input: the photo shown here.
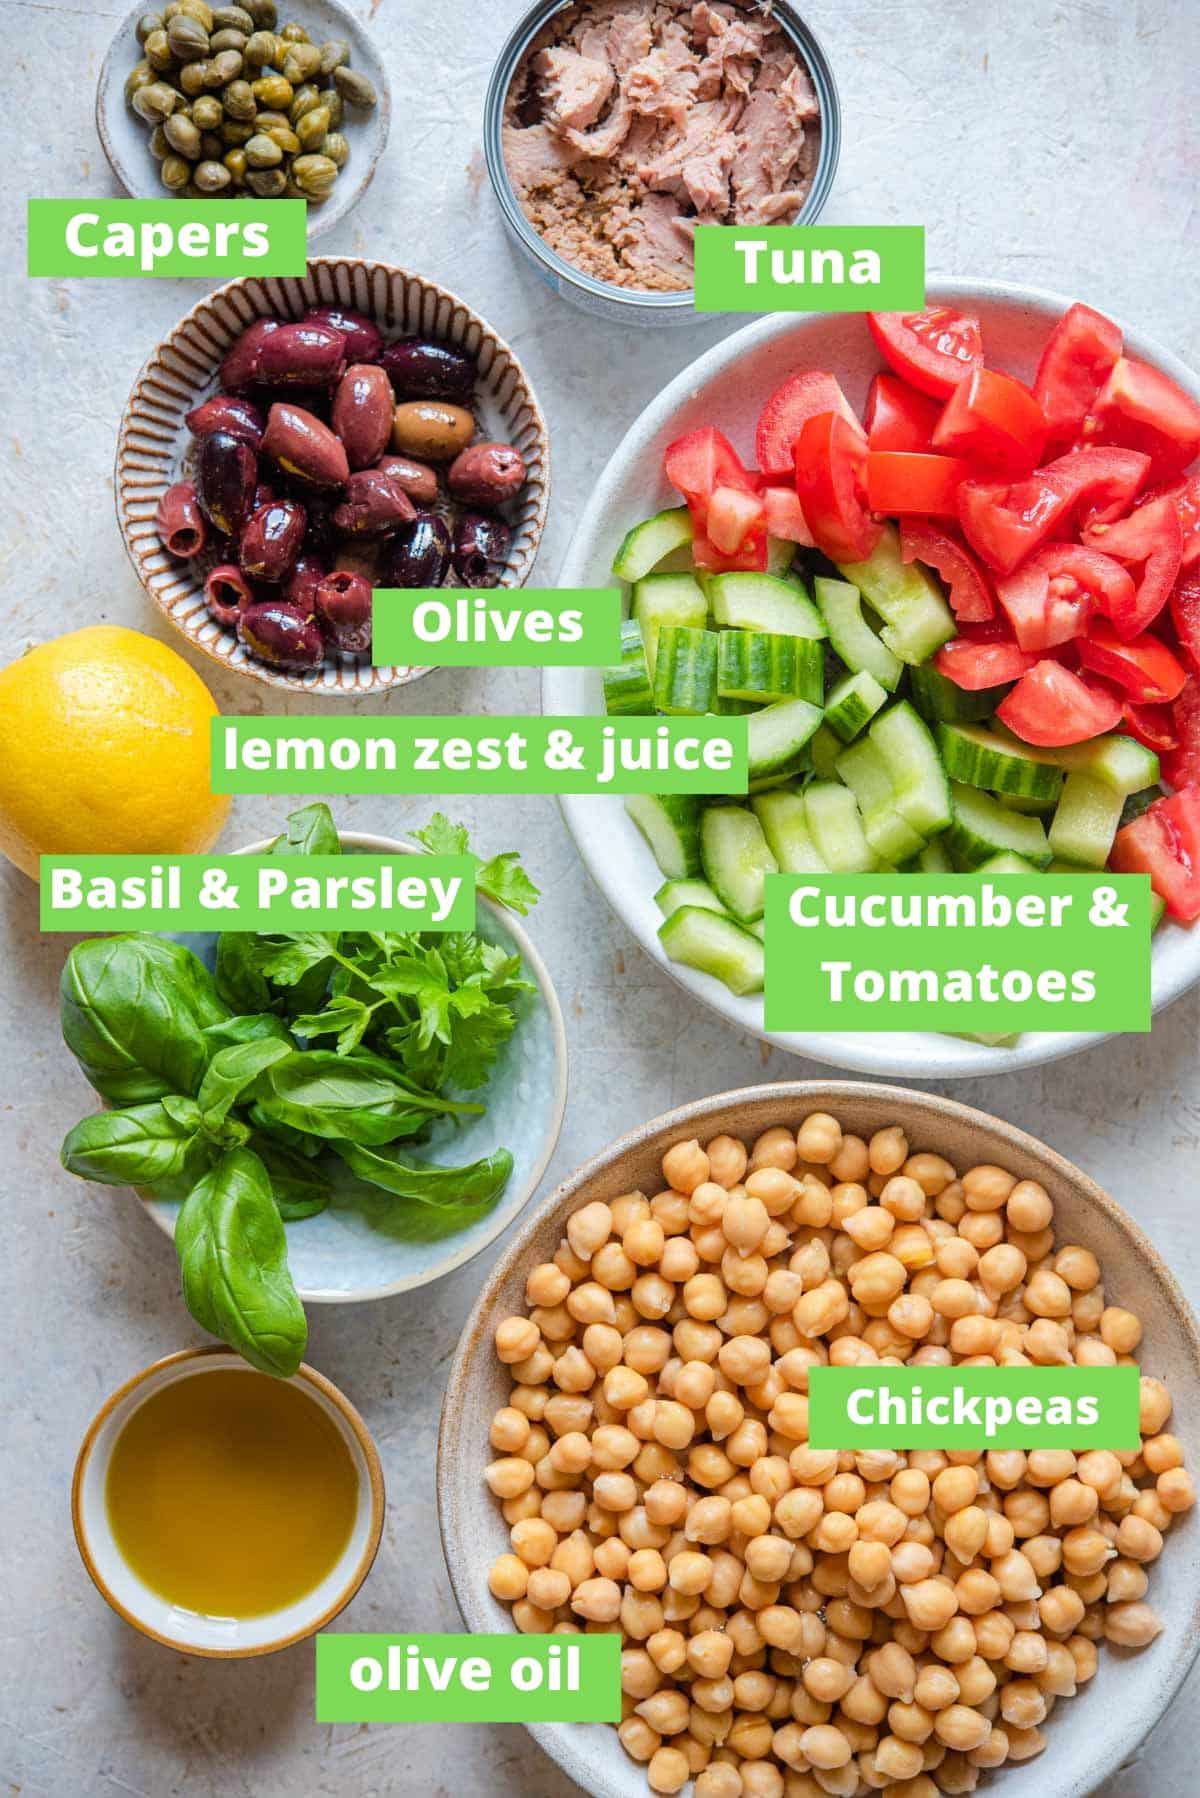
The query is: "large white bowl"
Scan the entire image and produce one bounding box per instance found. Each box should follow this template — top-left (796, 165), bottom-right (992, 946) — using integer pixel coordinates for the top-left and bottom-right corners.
top-left (544, 280), bottom-right (1200, 1080)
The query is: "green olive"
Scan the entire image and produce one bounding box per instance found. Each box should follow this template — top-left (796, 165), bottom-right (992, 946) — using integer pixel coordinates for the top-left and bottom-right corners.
top-left (220, 117), bottom-right (254, 144)
top-left (332, 64), bottom-right (376, 109)
top-left (190, 93), bottom-right (224, 128)
top-left (294, 104), bottom-right (329, 149)
top-left (246, 165), bottom-right (287, 196)
top-left (278, 20), bottom-right (308, 42)
top-left (209, 26), bottom-right (246, 51)
top-left (124, 58), bottom-right (155, 103)
top-left (194, 156), bottom-right (232, 191)
top-left (143, 27), bottom-right (173, 68)
top-left (317, 38), bottom-right (348, 75)
top-left (244, 129), bottom-right (283, 167)
top-left (251, 71), bottom-right (292, 107)
top-left (131, 79), bottom-right (180, 122)
top-left (147, 123), bottom-right (170, 159)
top-left (136, 11), bottom-right (164, 42)
top-left (160, 153), bottom-right (192, 190)
top-left (291, 151), bottom-right (337, 199)
top-left (222, 77), bottom-right (256, 119)
top-left (211, 4), bottom-right (254, 28)
top-left (281, 42), bottom-right (321, 83)
top-left (243, 27), bottom-right (278, 64)
top-left (210, 47), bottom-right (243, 80)
top-left (319, 130), bottom-right (348, 168)
top-left (223, 145), bottom-right (248, 181)
top-left (163, 110), bottom-right (202, 156)
top-left (178, 59), bottom-right (210, 94)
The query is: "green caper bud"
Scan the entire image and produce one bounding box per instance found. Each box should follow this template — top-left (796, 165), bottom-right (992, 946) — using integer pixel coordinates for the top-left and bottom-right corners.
top-left (288, 81), bottom-right (320, 120)
top-left (177, 0), bottom-right (213, 26)
top-left (332, 64), bottom-right (376, 109)
top-left (320, 86), bottom-right (343, 127)
top-left (210, 47), bottom-right (243, 80)
top-left (200, 129), bottom-right (225, 158)
top-left (161, 3), bottom-right (181, 19)
top-left (223, 145), bottom-right (248, 181)
top-left (252, 108), bottom-right (288, 127)
top-left (264, 121), bottom-right (300, 152)
top-left (211, 3), bottom-right (253, 28)
top-left (292, 151), bottom-right (337, 199)
top-left (136, 11), bottom-right (164, 42)
top-left (167, 11), bottom-right (209, 57)
top-left (222, 76), bottom-right (256, 118)
top-left (251, 72), bottom-right (291, 107)
top-left (220, 117), bottom-right (254, 144)
top-left (163, 110), bottom-right (202, 156)
top-left (131, 78), bottom-right (180, 122)
top-left (190, 92), bottom-right (223, 128)
top-left (281, 42), bottom-right (320, 82)
top-left (193, 157), bottom-right (232, 191)
top-left (244, 130), bottom-right (283, 167)
top-left (319, 130), bottom-right (348, 168)
top-left (178, 59), bottom-right (210, 94)
top-left (147, 123), bottom-right (170, 159)
top-left (246, 165), bottom-right (287, 196)
top-left (317, 38), bottom-right (348, 75)
top-left (278, 20), bottom-right (308, 42)
top-left (160, 153), bottom-right (192, 190)
top-left (209, 27), bottom-right (246, 52)
top-left (243, 27), bottom-right (277, 64)
top-left (143, 27), bottom-right (173, 68)
top-left (294, 103), bottom-right (329, 149)
top-left (124, 59), bottom-right (155, 103)
top-left (242, 0), bottom-right (276, 25)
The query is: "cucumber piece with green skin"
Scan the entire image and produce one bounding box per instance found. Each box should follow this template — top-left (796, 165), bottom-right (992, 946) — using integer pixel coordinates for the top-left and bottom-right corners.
top-left (1048, 733), bottom-right (1160, 796)
top-left (653, 625), bottom-right (719, 715)
top-left (871, 702), bottom-right (953, 839)
top-left (632, 572), bottom-right (707, 678)
top-left (658, 905), bottom-right (765, 996)
top-left (1048, 772), bottom-right (1125, 868)
top-left (654, 878), bottom-right (727, 918)
top-left (612, 506), bottom-right (694, 582)
top-left (708, 572), bottom-right (827, 639)
top-left (813, 577), bottom-right (903, 691)
top-left (625, 793), bottom-right (703, 879)
top-left (1002, 787), bottom-right (1062, 814)
top-left (751, 787), bottom-right (829, 873)
top-left (936, 722), bottom-right (1064, 802)
top-left (1121, 786), bottom-right (1162, 827)
top-left (766, 537), bottom-right (797, 578)
top-left (602, 618), bottom-right (653, 716)
top-left (700, 805), bottom-right (778, 922)
top-left (836, 738), bottom-right (926, 865)
top-left (717, 629), bottom-right (824, 704)
top-left (837, 524), bottom-right (957, 665)
top-left (747, 698), bottom-right (824, 782)
top-left (945, 783), bottom-right (1052, 868)
top-left (1151, 892), bottom-right (1166, 932)
top-left (748, 751), bottom-right (810, 794)
top-left (909, 663), bottom-right (1006, 724)
top-left (804, 782), bottom-right (876, 872)
top-left (978, 851), bottom-right (1040, 874)
top-left (810, 723), bottom-right (843, 779)
top-left (918, 838), bottom-right (953, 873)
top-left (825, 669), bottom-right (888, 743)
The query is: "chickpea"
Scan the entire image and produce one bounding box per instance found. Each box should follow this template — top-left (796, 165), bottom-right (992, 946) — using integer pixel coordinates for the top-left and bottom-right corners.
top-left (495, 1316), bottom-right (540, 1364)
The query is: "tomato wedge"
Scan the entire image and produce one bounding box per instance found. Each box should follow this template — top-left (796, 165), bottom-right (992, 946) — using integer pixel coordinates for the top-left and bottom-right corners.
top-left (755, 371), bottom-right (863, 479)
top-left (1163, 681), bottom-right (1200, 791)
top-left (994, 544), bottom-right (1133, 652)
top-left (794, 411), bottom-right (881, 564)
top-left (957, 447), bottom-right (1152, 575)
top-left (997, 660), bottom-right (1124, 746)
top-left (900, 519), bottom-right (994, 623)
top-left (1148, 472), bottom-right (1200, 569)
top-left (761, 484), bottom-right (814, 545)
top-left (1122, 700), bottom-right (1178, 754)
top-left (1083, 495), bottom-right (1183, 638)
top-left (1077, 619), bottom-right (1188, 703)
top-left (865, 451), bottom-right (970, 516)
top-left (932, 367), bottom-right (1048, 475)
top-left (708, 484), bottom-right (767, 556)
top-left (868, 307), bottom-right (984, 399)
top-left (1111, 787), bottom-right (1200, 921)
top-left (1169, 572), bottom-right (1200, 676)
top-left (935, 636), bottom-right (1039, 690)
top-left (1084, 356), bottom-right (1200, 481)
top-left (865, 373), bottom-right (941, 452)
top-left (1032, 303), bottom-right (1123, 442)
top-left (665, 426), bottom-right (766, 572)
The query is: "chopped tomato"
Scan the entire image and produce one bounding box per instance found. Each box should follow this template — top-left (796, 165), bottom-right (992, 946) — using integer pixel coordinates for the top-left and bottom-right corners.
top-left (794, 411), bottom-right (881, 564)
top-left (1043, 447), bottom-right (1152, 529)
top-left (761, 484), bottom-right (814, 545)
top-left (996, 660), bottom-right (1124, 746)
top-left (865, 373), bottom-right (941, 452)
top-left (707, 485), bottom-right (767, 556)
top-left (1032, 303), bottom-right (1123, 442)
top-left (957, 447), bottom-right (1151, 575)
top-left (868, 307), bottom-right (984, 399)
top-left (900, 519), bottom-right (994, 623)
top-left (994, 544), bottom-right (1134, 652)
top-left (665, 427), bottom-right (766, 572)
top-left (689, 523), bottom-right (767, 573)
top-left (1083, 495), bottom-right (1183, 638)
top-left (865, 451), bottom-right (970, 516)
top-left (755, 371), bottom-right (863, 480)
top-left (1122, 700), bottom-right (1178, 754)
top-left (1148, 472), bottom-right (1200, 568)
top-left (932, 367), bottom-right (1048, 475)
top-left (935, 636), bottom-right (1039, 690)
top-left (1077, 619), bottom-right (1188, 703)
top-left (1163, 681), bottom-right (1200, 790)
top-left (1111, 787), bottom-right (1200, 921)
top-left (1169, 572), bottom-right (1200, 676)
top-left (1084, 356), bottom-right (1200, 481)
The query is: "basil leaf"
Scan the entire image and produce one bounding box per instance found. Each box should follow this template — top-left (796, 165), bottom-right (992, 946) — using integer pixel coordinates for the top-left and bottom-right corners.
top-left (257, 1051), bottom-right (481, 1146)
top-left (197, 1038), bottom-right (292, 1129)
top-left (332, 1141), bottom-right (513, 1241)
top-left (175, 1147), bottom-right (307, 1378)
top-left (61, 936), bottom-right (229, 1104)
top-left (269, 802), bottom-right (342, 858)
top-left (161, 1095), bottom-right (203, 1130)
top-left (202, 1012), bottom-right (294, 1052)
top-left (245, 1101), bottom-right (326, 1158)
top-left (61, 1102), bottom-right (213, 1197)
top-left (252, 1140), bottom-right (332, 1220)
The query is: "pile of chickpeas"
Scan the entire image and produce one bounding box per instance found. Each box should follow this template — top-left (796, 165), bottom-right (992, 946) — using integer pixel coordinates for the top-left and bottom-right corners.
top-left (483, 1111), bottom-right (1194, 1797)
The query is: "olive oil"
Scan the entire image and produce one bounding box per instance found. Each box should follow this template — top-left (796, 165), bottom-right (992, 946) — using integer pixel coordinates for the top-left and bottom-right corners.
top-left (106, 1368), bottom-right (359, 1619)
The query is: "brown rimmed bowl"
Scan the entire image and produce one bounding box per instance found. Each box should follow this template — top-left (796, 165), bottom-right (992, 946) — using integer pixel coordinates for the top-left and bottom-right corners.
top-left (437, 1081), bottom-right (1200, 1798)
top-left (73, 1346), bottom-right (385, 1656)
top-left (115, 258), bottom-right (550, 696)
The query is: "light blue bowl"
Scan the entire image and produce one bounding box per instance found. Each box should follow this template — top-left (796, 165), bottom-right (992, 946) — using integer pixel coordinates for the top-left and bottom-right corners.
top-left (141, 834), bottom-right (568, 1302)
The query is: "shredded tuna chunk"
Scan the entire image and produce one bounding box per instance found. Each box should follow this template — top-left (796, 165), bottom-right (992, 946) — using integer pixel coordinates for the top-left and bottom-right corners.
top-left (533, 48), bottom-right (616, 133)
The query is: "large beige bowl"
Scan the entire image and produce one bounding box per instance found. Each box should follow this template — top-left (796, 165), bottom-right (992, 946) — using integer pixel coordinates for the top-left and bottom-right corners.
top-left (438, 1082), bottom-right (1200, 1798)
top-left (116, 257), bottom-right (550, 695)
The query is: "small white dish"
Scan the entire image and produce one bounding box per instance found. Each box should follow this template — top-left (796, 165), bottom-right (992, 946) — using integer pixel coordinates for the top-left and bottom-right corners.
top-left (96, 0), bottom-right (391, 242)
top-left (137, 832), bottom-right (568, 1302)
top-left (544, 279), bottom-right (1200, 1080)
top-left (73, 1346), bottom-right (384, 1656)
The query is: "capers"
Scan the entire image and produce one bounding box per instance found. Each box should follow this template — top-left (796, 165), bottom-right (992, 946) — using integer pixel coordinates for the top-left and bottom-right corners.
top-left (211, 3), bottom-right (253, 28)
top-left (221, 117), bottom-right (254, 144)
top-left (131, 78), bottom-right (180, 122)
top-left (244, 130), bottom-right (283, 167)
top-left (178, 0), bottom-right (213, 24)
top-left (320, 130), bottom-right (347, 167)
top-left (243, 28), bottom-right (277, 64)
top-left (317, 37), bottom-right (347, 74)
top-left (223, 145), bottom-right (248, 181)
top-left (291, 151), bottom-right (336, 198)
top-left (281, 42), bottom-right (321, 82)
top-left (321, 86), bottom-right (342, 127)
top-left (124, 58), bottom-right (156, 103)
top-left (136, 11), bottom-right (164, 42)
top-left (191, 93), bottom-right (223, 128)
top-left (242, 0), bottom-right (276, 24)
top-left (200, 129), bottom-right (225, 159)
top-left (147, 123), bottom-right (170, 158)
top-left (332, 64), bottom-right (376, 108)
top-left (144, 27), bottom-right (173, 68)
top-left (288, 81), bottom-right (320, 120)
top-left (251, 71), bottom-right (291, 107)
top-left (210, 47), bottom-right (243, 81)
top-left (178, 60), bottom-right (210, 94)
top-left (209, 27), bottom-right (247, 53)
top-left (262, 121), bottom-right (300, 153)
top-left (222, 76), bottom-right (256, 118)
top-left (294, 103), bottom-right (329, 149)
top-left (160, 153), bottom-right (192, 190)
top-left (164, 110), bottom-right (203, 157)
top-left (167, 11), bottom-right (209, 57)
top-left (246, 166), bottom-right (287, 196)
top-left (193, 157), bottom-right (232, 191)
top-left (278, 19), bottom-right (308, 41)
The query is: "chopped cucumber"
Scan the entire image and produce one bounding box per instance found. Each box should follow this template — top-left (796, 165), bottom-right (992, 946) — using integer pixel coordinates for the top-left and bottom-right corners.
top-left (632, 572), bottom-right (707, 678)
top-left (1048, 772), bottom-right (1125, 868)
top-left (810, 723), bottom-right (843, 779)
top-left (653, 625), bottom-right (718, 715)
top-left (825, 669), bottom-right (888, 743)
top-left (836, 738), bottom-right (926, 864)
top-left (717, 629), bottom-right (824, 704)
top-left (766, 537), bottom-right (797, 578)
top-left (837, 524), bottom-right (957, 665)
top-left (658, 906), bottom-right (765, 996)
top-left (751, 787), bottom-right (829, 873)
top-left (804, 782), bottom-right (876, 872)
top-left (1121, 786), bottom-right (1162, 827)
top-left (1151, 892), bottom-right (1166, 932)
top-left (946, 783), bottom-right (1052, 868)
top-left (625, 793), bottom-right (702, 879)
top-left (978, 851), bottom-right (1040, 874)
top-left (1049, 733), bottom-right (1160, 796)
top-left (748, 753), bottom-right (810, 794)
top-left (654, 878), bottom-right (727, 918)
top-left (612, 506), bottom-right (693, 582)
top-left (746, 698), bottom-right (824, 782)
top-left (909, 663), bottom-right (1006, 724)
top-left (708, 571), bottom-right (827, 639)
top-left (602, 618), bottom-right (653, 716)
top-left (936, 722), bottom-right (1063, 802)
top-left (813, 577), bottom-right (903, 691)
top-left (917, 839), bottom-right (953, 873)
top-left (871, 702), bottom-right (953, 839)
top-left (700, 805), bottom-right (778, 922)
top-left (1002, 787), bottom-right (1062, 814)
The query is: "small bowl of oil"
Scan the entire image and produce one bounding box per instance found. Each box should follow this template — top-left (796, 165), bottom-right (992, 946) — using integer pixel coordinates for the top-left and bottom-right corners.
top-left (72, 1347), bottom-right (384, 1656)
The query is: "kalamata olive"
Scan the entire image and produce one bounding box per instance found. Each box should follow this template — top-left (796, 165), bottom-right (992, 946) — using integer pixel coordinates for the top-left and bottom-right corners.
top-left (220, 317), bottom-right (281, 392)
top-left (332, 468), bottom-right (416, 537)
top-left (238, 601), bottom-right (326, 669)
top-left (239, 498), bottom-right (307, 582)
top-left (447, 441), bottom-right (527, 508)
top-left (285, 554), bottom-right (327, 617)
top-left (381, 511), bottom-right (452, 588)
top-left (196, 430), bottom-right (258, 535)
top-left (252, 481), bottom-right (277, 511)
top-left (376, 454), bottom-right (439, 507)
top-left (332, 363), bottom-right (395, 470)
top-left (391, 400), bottom-right (475, 462)
top-left (186, 393), bottom-right (265, 447)
top-left (254, 321), bottom-right (346, 388)
top-left (453, 512), bottom-right (513, 588)
top-left (205, 562), bottom-right (256, 628)
top-left (303, 306), bottom-right (383, 365)
top-left (156, 480), bottom-right (206, 558)
top-left (315, 569), bottom-right (373, 655)
top-left (380, 337), bottom-right (475, 403)
top-left (261, 402), bottom-right (350, 488)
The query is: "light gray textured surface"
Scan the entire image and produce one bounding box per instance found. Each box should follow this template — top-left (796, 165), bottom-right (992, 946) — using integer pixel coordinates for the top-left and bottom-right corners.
top-left (3, 1), bottom-right (1199, 1795)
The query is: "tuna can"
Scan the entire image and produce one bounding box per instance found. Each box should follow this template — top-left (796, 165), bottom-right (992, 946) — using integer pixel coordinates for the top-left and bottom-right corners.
top-left (483, 0), bottom-right (841, 327)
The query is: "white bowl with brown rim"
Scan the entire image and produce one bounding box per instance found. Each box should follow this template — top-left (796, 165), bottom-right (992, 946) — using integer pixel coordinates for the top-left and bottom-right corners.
top-left (437, 1081), bottom-right (1200, 1798)
top-left (115, 257), bottom-right (550, 695)
top-left (73, 1346), bottom-right (384, 1656)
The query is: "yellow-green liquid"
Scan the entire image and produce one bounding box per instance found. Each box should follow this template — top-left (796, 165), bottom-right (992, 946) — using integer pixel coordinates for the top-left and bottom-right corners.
top-left (106, 1368), bottom-right (359, 1619)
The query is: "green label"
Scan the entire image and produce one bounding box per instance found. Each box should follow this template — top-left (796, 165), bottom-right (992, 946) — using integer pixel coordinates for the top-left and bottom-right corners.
top-left (694, 225), bottom-right (925, 313)
top-left (315, 1634), bottom-right (622, 1723)
top-left (39, 855), bottom-right (475, 933)
top-left (808, 1366), bottom-right (1141, 1451)
top-left (211, 716), bottom-right (746, 795)
top-left (26, 200), bottom-right (308, 277)
top-left (373, 588), bottom-right (623, 667)
top-left (763, 873), bottom-right (1151, 1034)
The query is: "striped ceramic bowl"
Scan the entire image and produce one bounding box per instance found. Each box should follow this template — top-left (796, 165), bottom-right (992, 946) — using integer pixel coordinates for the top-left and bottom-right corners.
top-left (115, 258), bottom-right (550, 696)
